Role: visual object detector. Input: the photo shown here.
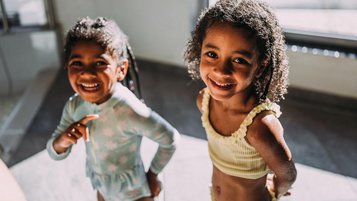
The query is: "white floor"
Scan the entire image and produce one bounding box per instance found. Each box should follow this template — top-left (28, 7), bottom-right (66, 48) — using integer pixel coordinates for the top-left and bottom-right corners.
top-left (10, 135), bottom-right (357, 201)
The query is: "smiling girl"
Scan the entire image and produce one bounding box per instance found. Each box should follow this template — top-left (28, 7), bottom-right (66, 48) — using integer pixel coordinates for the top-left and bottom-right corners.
top-left (47, 17), bottom-right (180, 201)
top-left (184, 0), bottom-right (297, 200)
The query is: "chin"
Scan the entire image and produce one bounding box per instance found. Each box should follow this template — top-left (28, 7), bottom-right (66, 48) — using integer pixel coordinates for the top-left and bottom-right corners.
top-left (77, 91), bottom-right (103, 103)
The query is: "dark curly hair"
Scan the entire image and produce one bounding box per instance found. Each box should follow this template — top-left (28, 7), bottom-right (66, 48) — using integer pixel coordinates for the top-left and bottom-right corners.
top-left (64, 17), bottom-right (142, 99)
top-left (184, 0), bottom-right (289, 102)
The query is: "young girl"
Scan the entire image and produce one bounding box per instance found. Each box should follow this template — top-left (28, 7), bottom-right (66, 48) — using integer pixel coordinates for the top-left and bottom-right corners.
top-left (184, 0), bottom-right (297, 200)
top-left (46, 17), bottom-right (180, 201)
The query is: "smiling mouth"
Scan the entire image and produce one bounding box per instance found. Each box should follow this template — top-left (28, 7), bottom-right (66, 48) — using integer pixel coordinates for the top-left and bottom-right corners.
top-left (209, 78), bottom-right (235, 90)
top-left (79, 83), bottom-right (100, 92)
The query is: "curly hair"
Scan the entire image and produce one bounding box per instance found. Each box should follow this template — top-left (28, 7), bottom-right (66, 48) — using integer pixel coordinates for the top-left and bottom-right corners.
top-left (184, 0), bottom-right (289, 102)
top-left (63, 17), bottom-right (142, 98)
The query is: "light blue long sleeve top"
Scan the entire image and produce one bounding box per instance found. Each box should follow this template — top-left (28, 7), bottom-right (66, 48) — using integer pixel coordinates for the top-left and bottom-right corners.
top-left (47, 83), bottom-right (180, 179)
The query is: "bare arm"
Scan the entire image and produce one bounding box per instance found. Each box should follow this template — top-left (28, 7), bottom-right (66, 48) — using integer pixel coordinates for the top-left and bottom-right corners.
top-left (196, 89), bottom-right (205, 113)
top-left (246, 112), bottom-right (297, 198)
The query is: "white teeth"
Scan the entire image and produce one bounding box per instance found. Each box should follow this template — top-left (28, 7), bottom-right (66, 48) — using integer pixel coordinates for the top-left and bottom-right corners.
top-left (215, 81), bottom-right (231, 86)
top-left (81, 83), bottom-right (98, 88)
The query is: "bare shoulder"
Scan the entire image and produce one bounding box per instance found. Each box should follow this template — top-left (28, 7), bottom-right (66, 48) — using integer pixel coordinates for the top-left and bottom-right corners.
top-left (245, 110), bottom-right (293, 162)
top-left (246, 110), bottom-right (294, 164)
top-left (196, 89), bottom-right (205, 113)
top-left (246, 111), bottom-right (283, 143)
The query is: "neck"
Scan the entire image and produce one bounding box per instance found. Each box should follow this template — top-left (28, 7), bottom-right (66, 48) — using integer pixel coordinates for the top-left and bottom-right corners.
top-left (213, 90), bottom-right (258, 113)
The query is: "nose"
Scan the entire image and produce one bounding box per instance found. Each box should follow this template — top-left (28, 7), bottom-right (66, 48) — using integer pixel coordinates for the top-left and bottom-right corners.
top-left (80, 64), bottom-right (97, 75)
top-left (214, 59), bottom-right (232, 75)
top-left (80, 66), bottom-right (96, 78)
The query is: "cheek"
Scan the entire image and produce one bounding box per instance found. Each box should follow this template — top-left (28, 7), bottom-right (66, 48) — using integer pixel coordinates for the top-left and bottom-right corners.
top-left (200, 57), bottom-right (212, 67)
top-left (199, 64), bottom-right (206, 77)
top-left (67, 71), bottom-right (76, 84)
top-left (239, 69), bottom-right (252, 79)
top-left (100, 71), bottom-right (117, 86)
top-left (67, 74), bottom-right (80, 92)
top-left (199, 59), bottom-right (210, 71)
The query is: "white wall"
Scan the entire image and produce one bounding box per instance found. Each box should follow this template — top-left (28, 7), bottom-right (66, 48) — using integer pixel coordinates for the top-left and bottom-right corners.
top-left (53, 0), bottom-right (200, 66)
top-left (0, 31), bottom-right (60, 95)
top-left (288, 51), bottom-right (357, 99)
top-left (53, 0), bottom-right (357, 99)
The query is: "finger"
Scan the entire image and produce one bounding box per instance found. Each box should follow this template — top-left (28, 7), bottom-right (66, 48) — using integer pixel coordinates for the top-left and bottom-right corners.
top-left (65, 133), bottom-right (78, 144)
top-left (79, 114), bottom-right (99, 125)
top-left (84, 127), bottom-right (89, 142)
top-left (68, 127), bottom-right (81, 139)
top-left (74, 124), bottom-right (90, 142)
top-left (76, 115), bottom-right (99, 142)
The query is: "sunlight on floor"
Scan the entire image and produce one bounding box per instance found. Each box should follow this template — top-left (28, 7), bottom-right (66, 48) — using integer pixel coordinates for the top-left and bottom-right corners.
top-left (9, 135), bottom-right (357, 201)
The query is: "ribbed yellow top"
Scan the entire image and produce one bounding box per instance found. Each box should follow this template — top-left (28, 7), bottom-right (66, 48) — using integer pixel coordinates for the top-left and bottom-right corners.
top-left (201, 88), bottom-right (281, 179)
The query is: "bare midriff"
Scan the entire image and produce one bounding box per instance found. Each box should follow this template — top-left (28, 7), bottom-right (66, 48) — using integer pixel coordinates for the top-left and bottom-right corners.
top-left (211, 165), bottom-right (272, 201)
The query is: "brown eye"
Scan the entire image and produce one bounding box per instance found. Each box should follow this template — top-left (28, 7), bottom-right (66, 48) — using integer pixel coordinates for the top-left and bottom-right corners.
top-left (95, 61), bottom-right (107, 66)
top-left (233, 58), bottom-right (248, 65)
top-left (69, 61), bottom-right (83, 68)
top-left (206, 51), bottom-right (218, 58)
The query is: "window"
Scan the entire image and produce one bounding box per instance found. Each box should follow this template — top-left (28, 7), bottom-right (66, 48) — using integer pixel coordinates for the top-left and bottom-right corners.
top-left (266, 0), bottom-right (357, 37)
top-left (208, 0), bottom-right (357, 55)
top-left (0, 0), bottom-right (54, 32)
top-left (266, 0), bottom-right (357, 55)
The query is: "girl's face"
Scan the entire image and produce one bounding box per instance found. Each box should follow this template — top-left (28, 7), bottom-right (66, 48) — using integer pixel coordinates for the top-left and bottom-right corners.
top-left (67, 40), bottom-right (127, 104)
top-left (200, 22), bottom-right (261, 101)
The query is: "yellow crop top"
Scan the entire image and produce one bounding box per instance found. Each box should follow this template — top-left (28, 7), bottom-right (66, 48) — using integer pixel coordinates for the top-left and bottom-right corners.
top-left (201, 88), bottom-right (281, 179)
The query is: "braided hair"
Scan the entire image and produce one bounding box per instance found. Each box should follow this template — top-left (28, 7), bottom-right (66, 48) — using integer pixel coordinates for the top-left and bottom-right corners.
top-left (184, 0), bottom-right (289, 102)
top-left (64, 17), bottom-right (142, 99)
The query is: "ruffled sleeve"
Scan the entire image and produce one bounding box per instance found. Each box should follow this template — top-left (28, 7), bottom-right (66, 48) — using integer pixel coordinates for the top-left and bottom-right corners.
top-left (235, 101), bottom-right (281, 138)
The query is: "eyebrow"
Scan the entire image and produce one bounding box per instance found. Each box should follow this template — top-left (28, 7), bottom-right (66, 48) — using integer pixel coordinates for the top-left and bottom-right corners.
top-left (68, 54), bottom-right (105, 60)
top-left (203, 43), bottom-right (254, 59)
top-left (68, 54), bottom-right (82, 60)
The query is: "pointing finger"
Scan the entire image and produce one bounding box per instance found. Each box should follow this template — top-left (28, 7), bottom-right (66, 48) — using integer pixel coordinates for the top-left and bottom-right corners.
top-left (79, 114), bottom-right (99, 125)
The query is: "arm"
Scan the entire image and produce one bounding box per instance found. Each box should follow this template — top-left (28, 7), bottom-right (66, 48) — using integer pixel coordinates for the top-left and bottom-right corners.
top-left (47, 100), bottom-right (74, 160)
top-left (0, 159), bottom-right (26, 201)
top-left (246, 112), bottom-right (297, 198)
top-left (132, 110), bottom-right (180, 198)
top-left (50, 114), bottom-right (99, 155)
top-left (139, 111), bottom-right (180, 174)
top-left (122, 95), bottom-right (181, 174)
top-left (146, 114), bottom-right (180, 197)
top-left (196, 89), bottom-right (205, 114)
top-left (47, 99), bottom-right (98, 160)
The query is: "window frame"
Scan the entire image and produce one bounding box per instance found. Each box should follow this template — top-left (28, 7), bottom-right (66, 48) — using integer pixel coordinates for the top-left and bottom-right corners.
top-left (284, 29), bottom-right (357, 55)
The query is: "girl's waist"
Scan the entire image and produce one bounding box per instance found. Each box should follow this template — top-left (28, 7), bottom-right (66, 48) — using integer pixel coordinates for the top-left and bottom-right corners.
top-left (86, 159), bottom-right (144, 176)
top-left (211, 165), bottom-right (271, 201)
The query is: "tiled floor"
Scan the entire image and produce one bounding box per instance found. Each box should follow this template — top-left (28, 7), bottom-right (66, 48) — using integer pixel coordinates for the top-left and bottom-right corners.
top-left (4, 59), bottom-right (357, 200)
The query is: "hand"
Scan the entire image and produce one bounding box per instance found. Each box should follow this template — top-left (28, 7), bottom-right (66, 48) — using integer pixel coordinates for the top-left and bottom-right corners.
top-left (146, 169), bottom-right (162, 198)
top-left (266, 173), bottom-right (291, 198)
top-left (266, 173), bottom-right (275, 192)
top-left (53, 114), bottom-right (99, 153)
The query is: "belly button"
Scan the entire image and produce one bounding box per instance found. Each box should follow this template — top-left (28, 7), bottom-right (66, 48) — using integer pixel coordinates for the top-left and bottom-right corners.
top-left (215, 186), bottom-right (221, 194)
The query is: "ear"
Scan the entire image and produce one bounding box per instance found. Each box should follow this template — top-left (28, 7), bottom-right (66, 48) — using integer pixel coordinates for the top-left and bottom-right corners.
top-left (255, 58), bottom-right (269, 78)
top-left (116, 59), bottom-right (129, 81)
